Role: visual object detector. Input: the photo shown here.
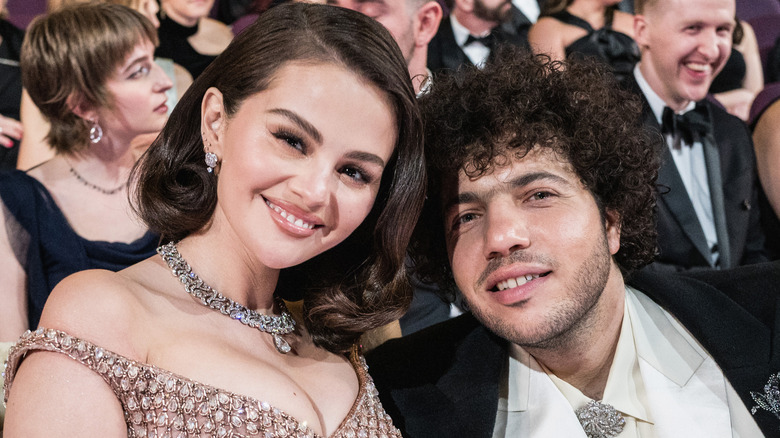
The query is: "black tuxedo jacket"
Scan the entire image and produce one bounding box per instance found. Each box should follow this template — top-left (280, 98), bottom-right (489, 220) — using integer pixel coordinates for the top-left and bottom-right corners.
top-left (427, 10), bottom-right (530, 75)
top-left (366, 262), bottom-right (780, 437)
top-left (621, 76), bottom-right (767, 271)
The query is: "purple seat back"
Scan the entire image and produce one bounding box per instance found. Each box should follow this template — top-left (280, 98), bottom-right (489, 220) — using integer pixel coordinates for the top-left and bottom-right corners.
top-left (750, 81), bottom-right (780, 127)
top-left (6, 0), bottom-right (48, 29)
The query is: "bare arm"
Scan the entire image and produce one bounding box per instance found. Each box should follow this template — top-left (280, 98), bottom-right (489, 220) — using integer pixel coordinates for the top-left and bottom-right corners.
top-left (3, 270), bottom-right (140, 436)
top-left (17, 89), bottom-right (55, 171)
top-left (528, 18), bottom-right (567, 61)
top-left (4, 350), bottom-right (128, 437)
top-left (173, 63), bottom-right (193, 101)
top-left (753, 100), bottom-right (780, 218)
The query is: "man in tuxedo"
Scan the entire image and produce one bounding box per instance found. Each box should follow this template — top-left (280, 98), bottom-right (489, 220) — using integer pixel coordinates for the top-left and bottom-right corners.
top-left (366, 50), bottom-right (779, 437)
top-left (331, 0), bottom-right (443, 95)
top-left (629, 0), bottom-right (766, 271)
top-left (427, 0), bottom-right (532, 73)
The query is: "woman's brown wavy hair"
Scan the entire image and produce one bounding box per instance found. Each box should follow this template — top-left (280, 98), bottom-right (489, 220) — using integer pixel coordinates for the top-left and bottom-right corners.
top-left (132, 2), bottom-right (425, 353)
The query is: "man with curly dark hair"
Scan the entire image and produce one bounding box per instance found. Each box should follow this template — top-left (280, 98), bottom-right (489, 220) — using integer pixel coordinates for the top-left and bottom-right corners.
top-left (366, 49), bottom-right (780, 437)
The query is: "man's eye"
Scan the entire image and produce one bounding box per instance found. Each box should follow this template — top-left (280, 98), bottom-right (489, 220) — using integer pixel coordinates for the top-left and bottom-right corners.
top-left (530, 191), bottom-right (552, 201)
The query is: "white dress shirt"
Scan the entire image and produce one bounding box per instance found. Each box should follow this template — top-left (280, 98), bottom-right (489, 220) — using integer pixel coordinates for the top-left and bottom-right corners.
top-left (512, 0), bottom-right (540, 22)
top-left (492, 287), bottom-right (762, 437)
top-left (450, 15), bottom-right (492, 68)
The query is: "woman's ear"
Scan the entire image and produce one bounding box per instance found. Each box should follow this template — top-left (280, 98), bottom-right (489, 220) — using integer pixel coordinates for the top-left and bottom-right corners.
top-left (201, 87), bottom-right (226, 157)
top-left (67, 93), bottom-right (98, 123)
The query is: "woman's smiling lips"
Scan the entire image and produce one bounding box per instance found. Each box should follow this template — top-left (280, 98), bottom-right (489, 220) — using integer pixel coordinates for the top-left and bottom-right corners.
top-left (264, 197), bottom-right (324, 236)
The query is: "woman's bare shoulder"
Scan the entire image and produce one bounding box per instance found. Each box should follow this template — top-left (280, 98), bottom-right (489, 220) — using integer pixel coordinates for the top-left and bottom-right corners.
top-left (38, 260), bottom-right (163, 360)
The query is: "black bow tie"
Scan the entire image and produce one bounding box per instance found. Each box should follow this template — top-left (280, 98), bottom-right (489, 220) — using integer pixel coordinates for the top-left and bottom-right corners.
top-left (661, 104), bottom-right (712, 149)
top-left (465, 33), bottom-right (495, 48)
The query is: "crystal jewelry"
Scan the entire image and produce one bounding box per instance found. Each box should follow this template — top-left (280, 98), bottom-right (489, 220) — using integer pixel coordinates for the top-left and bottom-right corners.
top-left (157, 242), bottom-right (296, 354)
top-left (205, 151), bottom-right (218, 173)
top-left (89, 120), bottom-right (103, 144)
top-left (66, 160), bottom-right (128, 195)
top-left (575, 400), bottom-right (626, 438)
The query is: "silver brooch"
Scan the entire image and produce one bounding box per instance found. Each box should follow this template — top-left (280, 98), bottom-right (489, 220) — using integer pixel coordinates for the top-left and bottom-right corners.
top-left (751, 373), bottom-right (780, 421)
top-left (575, 400), bottom-right (626, 438)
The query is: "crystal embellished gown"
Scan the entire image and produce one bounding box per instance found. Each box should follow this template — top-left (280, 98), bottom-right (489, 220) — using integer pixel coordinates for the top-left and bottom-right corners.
top-left (3, 328), bottom-right (403, 438)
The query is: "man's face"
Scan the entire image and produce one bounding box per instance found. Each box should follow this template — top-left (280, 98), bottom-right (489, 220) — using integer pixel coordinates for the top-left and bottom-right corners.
top-left (442, 148), bottom-right (622, 348)
top-left (332, 0), bottom-right (417, 63)
top-left (472, 0), bottom-right (512, 25)
top-left (635, 0), bottom-right (734, 109)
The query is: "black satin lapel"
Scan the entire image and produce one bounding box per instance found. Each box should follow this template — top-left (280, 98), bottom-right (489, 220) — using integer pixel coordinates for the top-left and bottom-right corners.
top-left (656, 140), bottom-right (713, 263)
top-left (701, 133), bottom-right (731, 268)
top-left (440, 19), bottom-right (471, 71)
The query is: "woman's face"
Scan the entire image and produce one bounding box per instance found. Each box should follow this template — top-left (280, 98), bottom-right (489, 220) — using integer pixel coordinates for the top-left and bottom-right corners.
top-left (136, 0), bottom-right (160, 28)
top-left (204, 62), bottom-right (397, 270)
top-left (96, 38), bottom-right (172, 142)
top-left (162, 0), bottom-right (215, 25)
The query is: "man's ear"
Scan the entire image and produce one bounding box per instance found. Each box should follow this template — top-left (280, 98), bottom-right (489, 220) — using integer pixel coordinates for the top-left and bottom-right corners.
top-left (605, 209), bottom-right (622, 256)
top-left (414, 1), bottom-right (443, 47)
top-left (67, 93), bottom-right (98, 123)
top-left (201, 87), bottom-right (226, 157)
top-left (633, 14), bottom-right (649, 49)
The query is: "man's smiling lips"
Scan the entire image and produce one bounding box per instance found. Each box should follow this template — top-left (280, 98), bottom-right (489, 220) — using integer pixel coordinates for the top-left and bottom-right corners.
top-left (484, 267), bottom-right (552, 292)
top-left (494, 272), bottom-right (551, 291)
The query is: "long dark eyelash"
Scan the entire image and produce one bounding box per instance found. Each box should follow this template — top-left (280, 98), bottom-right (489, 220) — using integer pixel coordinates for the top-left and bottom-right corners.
top-left (272, 130), bottom-right (306, 152)
top-left (344, 165), bottom-right (373, 184)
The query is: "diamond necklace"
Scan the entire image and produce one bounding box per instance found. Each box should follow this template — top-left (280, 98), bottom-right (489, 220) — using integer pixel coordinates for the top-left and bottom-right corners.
top-left (157, 242), bottom-right (296, 354)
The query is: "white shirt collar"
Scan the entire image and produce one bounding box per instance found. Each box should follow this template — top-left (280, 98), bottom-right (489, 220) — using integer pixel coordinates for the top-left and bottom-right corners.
top-left (450, 14), bottom-right (473, 47)
top-left (633, 64), bottom-right (696, 123)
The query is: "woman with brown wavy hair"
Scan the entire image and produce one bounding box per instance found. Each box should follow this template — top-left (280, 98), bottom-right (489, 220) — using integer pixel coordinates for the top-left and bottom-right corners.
top-left (3, 2), bottom-right (425, 437)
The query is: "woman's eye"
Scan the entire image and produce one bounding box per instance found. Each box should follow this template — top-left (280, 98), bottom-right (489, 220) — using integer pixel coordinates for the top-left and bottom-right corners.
top-left (340, 165), bottom-right (372, 184)
top-left (129, 65), bottom-right (150, 79)
top-left (274, 132), bottom-right (306, 153)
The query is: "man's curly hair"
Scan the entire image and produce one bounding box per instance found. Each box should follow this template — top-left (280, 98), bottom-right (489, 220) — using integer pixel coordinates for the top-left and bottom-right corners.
top-left (413, 48), bottom-right (662, 294)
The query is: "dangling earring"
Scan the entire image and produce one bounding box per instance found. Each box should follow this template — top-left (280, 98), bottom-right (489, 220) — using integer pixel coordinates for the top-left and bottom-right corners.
top-left (203, 135), bottom-right (219, 173)
top-left (89, 120), bottom-right (103, 144)
top-left (205, 152), bottom-right (219, 173)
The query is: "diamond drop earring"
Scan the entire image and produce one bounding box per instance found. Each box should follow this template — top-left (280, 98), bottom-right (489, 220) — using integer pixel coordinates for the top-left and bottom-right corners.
top-left (89, 120), bottom-right (103, 144)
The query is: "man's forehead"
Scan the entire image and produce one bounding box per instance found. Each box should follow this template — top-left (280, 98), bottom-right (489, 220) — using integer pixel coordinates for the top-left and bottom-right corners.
top-left (440, 148), bottom-right (579, 203)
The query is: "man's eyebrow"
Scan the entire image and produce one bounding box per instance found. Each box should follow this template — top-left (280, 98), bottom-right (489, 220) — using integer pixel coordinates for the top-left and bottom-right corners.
top-left (443, 171), bottom-right (572, 211)
top-left (268, 108), bottom-right (322, 144)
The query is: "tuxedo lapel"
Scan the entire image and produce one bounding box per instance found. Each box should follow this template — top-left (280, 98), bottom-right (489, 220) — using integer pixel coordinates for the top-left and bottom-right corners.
top-left (700, 130), bottom-right (731, 268)
top-left (628, 266), bottom-right (780, 434)
top-left (367, 314), bottom-right (505, 438)
top-left (649, 110), bottom-right (713, 265)
top-left (431, 322), bottom-right (505, 438)
top-left (428, 18), bottom-right (472, 73)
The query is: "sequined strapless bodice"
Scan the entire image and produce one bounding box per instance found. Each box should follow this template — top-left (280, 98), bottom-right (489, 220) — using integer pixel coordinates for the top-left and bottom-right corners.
top-left (3, 328), bottom-right (402, 438)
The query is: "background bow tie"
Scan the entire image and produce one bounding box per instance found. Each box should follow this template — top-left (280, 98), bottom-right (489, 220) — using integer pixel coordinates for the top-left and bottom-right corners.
top-left (661, 104), bottom-right (713, 148)
top-left (465, 33), bottom-right (495, 48)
